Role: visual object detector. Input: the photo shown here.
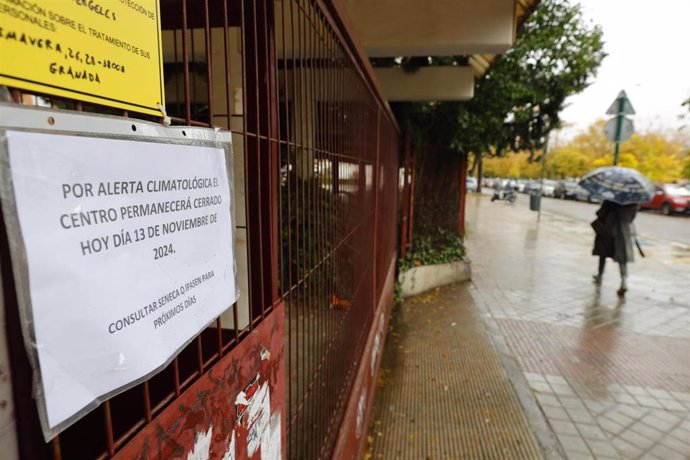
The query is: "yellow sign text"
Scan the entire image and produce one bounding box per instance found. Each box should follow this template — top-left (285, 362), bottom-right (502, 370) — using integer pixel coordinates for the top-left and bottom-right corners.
top-left (0, 0), bottom-right (164, 116)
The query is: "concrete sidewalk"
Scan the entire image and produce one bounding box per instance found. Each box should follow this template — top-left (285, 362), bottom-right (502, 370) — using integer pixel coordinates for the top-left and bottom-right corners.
top-left (367, 194), bottom-right (690, 459)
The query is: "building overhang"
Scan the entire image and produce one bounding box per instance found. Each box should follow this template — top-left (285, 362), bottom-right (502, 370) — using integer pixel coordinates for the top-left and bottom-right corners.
top-left (343, 0), bottom-right (516, 58)
top-left (375, 66), bottom-right (474, 101)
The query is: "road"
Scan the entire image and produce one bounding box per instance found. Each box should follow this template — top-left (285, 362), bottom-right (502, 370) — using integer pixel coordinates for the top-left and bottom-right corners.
top-left (503, 193), bottom-right (690, 245)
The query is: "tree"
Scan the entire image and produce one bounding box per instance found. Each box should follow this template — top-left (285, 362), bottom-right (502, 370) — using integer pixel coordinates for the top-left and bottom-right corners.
top-left (408, 0), bottom-right (605, 158)
top-left (386, 0), bottom-right (604, 248)
top-left (482, 121), bottom-right (687, 182)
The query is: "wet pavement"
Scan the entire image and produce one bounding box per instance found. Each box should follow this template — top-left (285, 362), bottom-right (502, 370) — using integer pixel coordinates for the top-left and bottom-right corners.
top-left (467, 194), bottom-right (690, 459)
top-left (367, 193), bottom-right (689, 459)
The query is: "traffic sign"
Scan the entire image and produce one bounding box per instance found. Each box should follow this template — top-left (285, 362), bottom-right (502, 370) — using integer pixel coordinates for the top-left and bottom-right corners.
top-left (606, 90), bottom-right (636, 115)
top-left (604, 117), bottom-right (634, 142)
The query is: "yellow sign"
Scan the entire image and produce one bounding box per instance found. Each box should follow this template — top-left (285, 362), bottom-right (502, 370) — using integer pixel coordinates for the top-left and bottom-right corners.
top-left (0, 0), bottom-right (164, 116)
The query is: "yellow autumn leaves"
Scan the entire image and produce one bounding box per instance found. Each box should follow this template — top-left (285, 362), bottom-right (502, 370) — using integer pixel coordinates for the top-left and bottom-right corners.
top-left (483, 120), bottom-right (689, 182)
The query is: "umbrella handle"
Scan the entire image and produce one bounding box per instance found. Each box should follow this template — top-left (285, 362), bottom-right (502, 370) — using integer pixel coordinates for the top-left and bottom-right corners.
top-left (635, 238), bottom-right (645, 258)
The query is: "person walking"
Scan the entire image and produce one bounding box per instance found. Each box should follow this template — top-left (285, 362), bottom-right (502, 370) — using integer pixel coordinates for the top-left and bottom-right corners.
top-left (591, 200), bottom-right (638, 296)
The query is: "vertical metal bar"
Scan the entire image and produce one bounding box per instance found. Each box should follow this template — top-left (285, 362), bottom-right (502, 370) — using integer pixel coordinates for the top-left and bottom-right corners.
top-left (458, 153), bottom-right (468, 238)
top-left (181, 0), bottom-right (192, 124)
top-left (233, 301), bottom-right (240, 341)
top-left (223, 0), bottom-right (232, 122)
top-left (50, 436), bottom-right (62, 460)
top-left (296, 2), bottom-right (305, 455)
top-left (268, 0), bottom-right (281, 307)
top-left (280, 0), bottom-right (294, 454)
top-left (204, 0), bottom-right (214, 123)
top-left (9, 88), bottom-right (21, 103)
top-left (190, 23), bottom-right (198, 121)
top-left (306, 6), bottom-right (316, 455)
top-left (103, 400), bottom-right (115, 457)
top-left (251, 0), bottom-right (266, 322)
top-left (173, 358), bottom-right (181, 396)
top-left (400, 134), bottom-right (411, 258)
top-left (287, 1), bottom-right (299, 456)
top-left (408, 158), bottom-right (415, 249)
top-left (238, 0), bottom-right (253, 331)
top-left (196, 335), bottom-right (204, 374)
top-left (174, 28), bottom-right (180, 117)
top-left (216, 318), bottom-right (223, 356)
top-left (143, 381), bottom-right (152, 422)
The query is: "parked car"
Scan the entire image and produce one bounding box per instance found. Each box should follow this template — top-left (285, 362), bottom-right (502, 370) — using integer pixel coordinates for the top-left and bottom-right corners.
top-left (542, 180), bottom-right (558, 197)
top-left (640, 184), bottom-right (690, 215)
top-left (466, 177), bottom-right (478, 193)
top-left (573, 185), bottom-right (600, 203)
top-left (523, 179), bottom-right (540, 194)
top-left (516, 179), bottom-right (528, 193)
top-left (554, 180), bottom-right (579, 200)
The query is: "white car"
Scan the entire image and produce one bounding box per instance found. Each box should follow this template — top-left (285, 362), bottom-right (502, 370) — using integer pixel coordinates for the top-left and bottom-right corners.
top-left (542, 180), bottom-right (557, 197)
top-left (466, 177), bottom-right (478, 192)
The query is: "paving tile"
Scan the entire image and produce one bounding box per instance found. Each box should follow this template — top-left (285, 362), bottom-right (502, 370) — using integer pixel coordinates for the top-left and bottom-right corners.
top-left (625, 386), bottom-right (650, 397)
top-left (670, 391), bottom-right (690, 403)
top-left (629, 421), bottom-right (665, 443)
top-left (585, 439), bottom-right (620, 458)
top-left (542, 405), bottom-right (571, 421)
top-left (597, 418), bottom-right (625, 436)
top-left (559, 396), bottom-right (587, 411)
top-left (567, 408), bottom-right (596, 424)
top-left (669, 425), bottom-right (690, 442)
top-left (634, 395), bottom-right (665, 409)
top-left (658, 398), bottom-right (686, 412)
top-left (555, 433), bottom-right (591, 455)
top-left (649, 443), bottom-right (689, 460)
top-left (602, 411), bottom-right (635, 428)
top-left (619, 429), bottom-right (656, 450)
top-left (648, 388), bottom-right (673, 399)
top-left (551, 383), bottom-right (577, 397)
top-left (545, 375), bottom-right (568, 386)
top-left (611, 393), bottom-right (638, 405)
top-left (659, 434), bottom-right (690, 456)
top-left (536, 393), bottom-right (561, 408)
top-left (642, 411), bottom-right (680, 431)
top-left (583, 399), bottom-right (610, 415)
top-left (617, 404), bottom-right (647, 420)
top-left (567, 453), bottom-right (596, 460)
top-left (550, 419), bottom-right (579, 436)
top-left (529, 381), bottom-right (553, 393)
top-left (576, 423), bottom-right (608, 441)
top-left (611, 437), bottom-right (643, 458)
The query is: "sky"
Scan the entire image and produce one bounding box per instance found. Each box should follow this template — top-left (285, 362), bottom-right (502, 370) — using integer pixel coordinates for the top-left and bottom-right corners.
top-left (558, 0), bottom-right (690, 140)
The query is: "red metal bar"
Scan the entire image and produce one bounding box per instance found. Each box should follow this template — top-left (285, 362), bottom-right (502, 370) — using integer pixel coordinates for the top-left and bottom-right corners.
top-left (458, 153), bottom-right (468, 238)
top-left (50, 437), bottom-right (62, 460)
top-left (400, 133), bottom-right (411, 258)
top-left (203, 0), bottom-right (214, 122)
top-left (103, 401), bottom-right (115, 457)
top-left (142, 382), bottom-right (152, 422)
top-left (408, 155), bottom-right (416, 248)
top-left (180, 0), bottom-right (191, 124)
top-left (222, 0), bottom-right (232, 121)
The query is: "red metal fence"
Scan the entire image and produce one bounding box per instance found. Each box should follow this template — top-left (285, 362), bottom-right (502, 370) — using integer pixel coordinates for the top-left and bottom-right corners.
top-left (1, 0), bottom-right (399, 458)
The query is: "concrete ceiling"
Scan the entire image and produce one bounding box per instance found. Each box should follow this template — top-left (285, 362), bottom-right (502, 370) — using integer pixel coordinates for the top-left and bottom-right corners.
top-left (343, 0), bottom-right (516, 58)
top-left (342, 0), bottom-right (539, 101)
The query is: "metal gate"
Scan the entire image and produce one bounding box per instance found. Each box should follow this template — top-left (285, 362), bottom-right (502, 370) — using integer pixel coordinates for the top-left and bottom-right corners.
top-left (0, 0), bottom-right (399, 458)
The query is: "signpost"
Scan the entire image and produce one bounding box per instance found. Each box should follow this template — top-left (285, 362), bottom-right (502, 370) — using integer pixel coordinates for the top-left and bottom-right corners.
top-left (605, 91), bottom-right (635, 165)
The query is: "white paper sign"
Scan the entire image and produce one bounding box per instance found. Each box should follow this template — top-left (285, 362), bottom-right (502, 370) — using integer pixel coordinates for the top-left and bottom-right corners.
top-left (4, 130), bottom-right (238, 434)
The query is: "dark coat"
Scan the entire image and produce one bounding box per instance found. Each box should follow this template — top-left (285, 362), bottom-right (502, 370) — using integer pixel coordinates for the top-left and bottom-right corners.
top-left (591, 201), bottom-right (637, 264)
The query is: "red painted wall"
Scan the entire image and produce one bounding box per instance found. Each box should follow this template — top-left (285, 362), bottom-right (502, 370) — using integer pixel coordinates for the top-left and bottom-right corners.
top-left (115, 304), bottom-right (286, 460)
